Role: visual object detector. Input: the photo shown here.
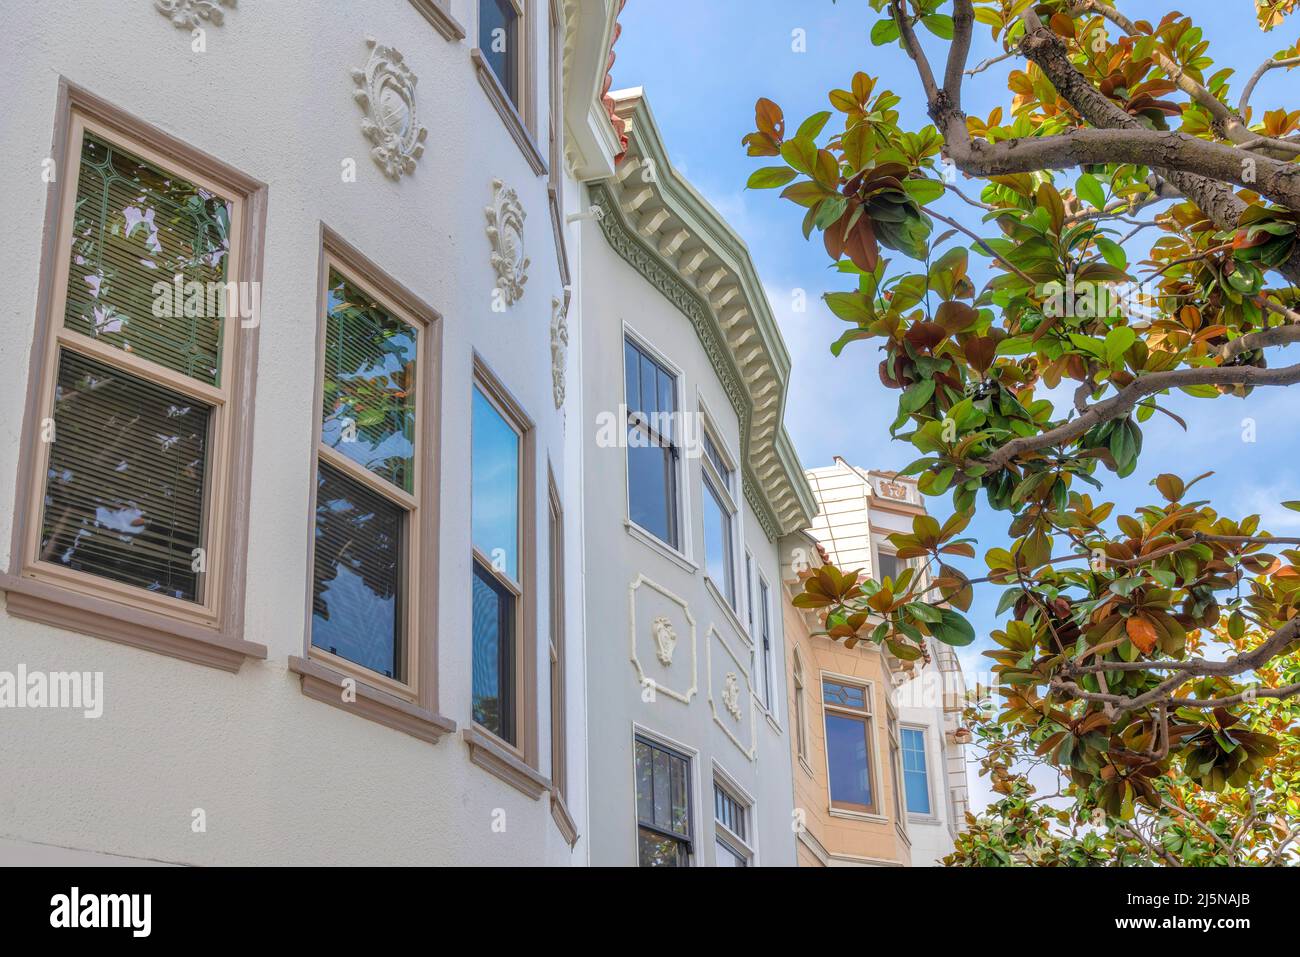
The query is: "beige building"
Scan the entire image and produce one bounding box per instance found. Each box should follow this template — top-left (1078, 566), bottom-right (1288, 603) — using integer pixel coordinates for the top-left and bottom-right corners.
top-left (783, 460), bottom-right (970, 866)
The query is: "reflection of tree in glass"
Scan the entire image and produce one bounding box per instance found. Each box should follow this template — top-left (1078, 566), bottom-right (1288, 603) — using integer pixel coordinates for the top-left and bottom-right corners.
top-left (322, 270), bottom-right (417, 493)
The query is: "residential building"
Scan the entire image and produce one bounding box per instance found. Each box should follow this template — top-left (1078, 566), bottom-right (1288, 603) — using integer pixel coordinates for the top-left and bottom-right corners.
top-left (785, 459), bottom-right (970, 866)
top-left (577, 89), bottom-right (816, 866)
top-left (0, 0), bottom-right (628, 866)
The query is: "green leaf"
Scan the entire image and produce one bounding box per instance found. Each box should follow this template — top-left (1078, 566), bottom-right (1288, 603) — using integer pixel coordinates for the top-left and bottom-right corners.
top-left (1096, 236), bottom-right (1127, 270)
top-left (1104, 326), bottom-right (1135, 366)
top-left (922, 14), bottom-right (955, 39)
top-left (1076, 173), bottom-right (1106, 211)
top-left (747, 166), bottom-right (798, 189)
top-left (871, 17), bottom-right (900, 45)
top-left (931, 608), bottom-right (976, 647)
top-left (796, 111), bottom-right (833, 140)
top-left (903, 177), bottom-right (944, 205)
top-left (780, 136), bottom-right (818, 174)
top-left (815, 195), bottom-right (849, 229)
top-left (899, 378), bottom-right (936, 413)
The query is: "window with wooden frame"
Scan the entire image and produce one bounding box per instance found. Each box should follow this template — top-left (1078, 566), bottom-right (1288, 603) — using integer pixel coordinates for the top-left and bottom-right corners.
top-left (793, 651), bottom-right (809, 763)
top-left (547, 466), bottom-right (577, 843)
top-left (473, 0), bottom-right (545, 175)
top-left (713, 779), bottom-right (753, 867)
top-left (2, 86), bottom-right (266, 672)
top-left (635, 735), bottom-right (693, 867)
top-left (624, 335), bottom-right (680, 551)
top-left (823, 678), bottom-right (879, 815)
top-left (700, 425), bottom-right (737, 609)
top-left (467, 357), bottom-right (543, 797)
top-left (290, 229), bottom-right (453, 744)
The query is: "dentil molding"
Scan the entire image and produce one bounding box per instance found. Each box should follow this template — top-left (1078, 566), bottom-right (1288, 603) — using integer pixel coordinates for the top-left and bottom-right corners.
top-left (485, 178), bottom-right (529, 306)
top-left (351, 37), bottom-right (428, 180)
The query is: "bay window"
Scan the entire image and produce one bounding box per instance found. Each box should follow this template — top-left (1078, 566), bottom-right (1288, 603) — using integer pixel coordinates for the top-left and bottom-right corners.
top-left (700, 427), bottom-right (736, 607)
top-left (624, 336), bottom-right (680, 549)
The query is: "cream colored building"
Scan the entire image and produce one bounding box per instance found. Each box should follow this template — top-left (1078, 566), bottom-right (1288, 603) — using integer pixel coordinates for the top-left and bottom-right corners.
top-left (784, 460), bottom-right (970, 866)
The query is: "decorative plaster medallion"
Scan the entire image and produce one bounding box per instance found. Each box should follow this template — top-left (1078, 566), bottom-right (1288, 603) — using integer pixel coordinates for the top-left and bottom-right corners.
top-left (722, 672), bottom-right (742, 720)
top-left (351, 37), bottom-right (428, 180)
top-left (651, 615), bottom-right (677, 666)
top-left (485, 178), bottom-right (529, 305)
top-left (550, 295), bottom-right (569, 409)
top-left (155, 0), bottom-right (235, 29)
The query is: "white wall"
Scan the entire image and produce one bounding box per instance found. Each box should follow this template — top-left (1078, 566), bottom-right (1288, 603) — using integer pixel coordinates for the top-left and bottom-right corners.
top-left (0, 0), bottom-right (585, 865)
top-left (577, 209), bottom-right (796, 866)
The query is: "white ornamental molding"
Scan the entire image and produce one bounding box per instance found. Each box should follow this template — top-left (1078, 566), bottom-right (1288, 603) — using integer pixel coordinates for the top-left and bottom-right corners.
top-left (550, 295), bottom-right (569, 410)
top-left (485, 178), bottom-right (529, 305)
top-left (722, 673), bottom-right (742, 720)
top-left (351, 37), bottom-right (428, 180)
top-left (628, 575), bottom-right (697, 705)
top-left (651, 615), bottom-right (676, 666)
top-left (156, 0), bottom-right (236, 29)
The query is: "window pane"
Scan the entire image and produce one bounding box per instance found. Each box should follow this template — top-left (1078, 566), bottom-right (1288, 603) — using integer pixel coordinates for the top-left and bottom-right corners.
top-left (472, 558), bottom-right (516, 743)
top-left (902, 728), bottom-right (931, 815)
top-left (471, 387), bottom-right (520, 582)
top-left (311, 462), bottom-right (405, 679)
top-left (715, 838), bottom-right (746, 866)
top-left (623, 339), bottom-right (639, 413)
top-left (627, 441), bottom-right (676, 547)
top-left (638, 353), bottom-right (658, 417)
top-left (823, 680), bottom-right (867, 710)
top-left (479, 0), bottom-right (519, 104)
top-left (827, 713), bottom-right (873, 809)
top-left (41, 350), bottom-right (210, 600)
top-left (702, 477), bottom-right (733, 605)
top-left (321, 269), bottom-right (418, 493)
top-left (65, 132), bottom-right (231, 386)
top-left (638, 828), bottom-right (688, 867)
top-left (876, 551), bottom-right (904, 584)
top-left (635, 740), bottom-right (654, 821)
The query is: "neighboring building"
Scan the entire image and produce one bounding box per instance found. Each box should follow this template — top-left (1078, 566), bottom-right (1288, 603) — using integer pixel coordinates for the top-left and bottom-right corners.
top-left (577, 89), bottom-right (816, 866)
top-left (0, 0), bottom-right (628, 866)
top-left (785, 459), bottom-right (969, 866)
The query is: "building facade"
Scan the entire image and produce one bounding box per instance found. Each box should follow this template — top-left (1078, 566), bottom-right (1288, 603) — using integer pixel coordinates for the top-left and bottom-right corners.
top-left (786, 460), bottom-right (970, 866)
top-left (578, 90), bottom-right (816, 866)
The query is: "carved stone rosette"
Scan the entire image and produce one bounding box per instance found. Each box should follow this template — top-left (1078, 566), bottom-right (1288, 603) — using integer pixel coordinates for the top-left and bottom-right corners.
top-left (551, 295), bottom-right (569, 409)
top-left (485, 178), bottom-right (529, 305)
top-left (155, 0), bottom-right (236, 29)
top-left (351, 37), bottom-right (428, 180)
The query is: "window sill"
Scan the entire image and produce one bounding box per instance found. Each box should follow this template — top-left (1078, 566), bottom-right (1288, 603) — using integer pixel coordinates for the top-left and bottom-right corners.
top-left (624, 520), bottom-right (697, 574)
top-left (288, 655), bottom-right (456, 744)
top-left (407, 0), bottom-right (466, 40)
top-left (761, 709), bottom-right (783, 736)
top-left (470, 49), bottom-right (547, 176)
top-left (0, 572), bottom-right (266, 672)
top-left (908, 813), bottom-right (940, 826)
top-left (829, 807), bottom-right (889, 825)
top-left (550, 789), bottom-right (580, 846)
top-left (704, 576), bottom-right (747, 642)
top-left (463, 725), bottom-right (550, 799)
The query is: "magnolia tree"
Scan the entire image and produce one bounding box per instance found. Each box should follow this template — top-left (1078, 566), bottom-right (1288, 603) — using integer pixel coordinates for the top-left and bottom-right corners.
top-left (744, 0), bottom-right (1300, 865)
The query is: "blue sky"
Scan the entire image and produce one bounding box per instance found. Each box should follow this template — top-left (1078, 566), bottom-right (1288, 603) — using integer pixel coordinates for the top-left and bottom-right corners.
top-left (614, 4), bottom-right (1300, 805)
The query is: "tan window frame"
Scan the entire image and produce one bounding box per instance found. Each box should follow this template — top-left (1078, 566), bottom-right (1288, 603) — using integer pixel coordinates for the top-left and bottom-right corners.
top-left (471, 0), bottom-right (547, 175)
top-left (793, 651), bottom-right (808, 762)
top-left (463, 355), bottom-right (547, 799)
top-left (823, 677), bottom-right (880, 816)
top-left (1, 81), bottom-right (267, 672)
top-left (288, 226), bottom-right (454, 745)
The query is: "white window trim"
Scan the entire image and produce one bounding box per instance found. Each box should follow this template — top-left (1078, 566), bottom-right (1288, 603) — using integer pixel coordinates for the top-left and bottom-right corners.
top-left (711, 759), bottom-right (758, 866)
top-left (901, 722), bottom-right (939, 823)
top-left (696, 397), bottom-right (740, 616)
top-left (631, 723), bottom-right (703, 867)
top-left (755, 571), bottom-right (779, 721)
top-left (620, 322), bottom-right (691, 563)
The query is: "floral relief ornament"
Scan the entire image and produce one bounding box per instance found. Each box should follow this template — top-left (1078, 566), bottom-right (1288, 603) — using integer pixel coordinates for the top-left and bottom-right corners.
top-left (651, 616), bottom-right (677, 666)
top-left (155, 0), bottom-right (236, 29)
top-left (351, 37), bottom-right (428, 180)
top-left (485, 178), bottom-right (529, 305)
top-left (551, 294), bottom-right (569, 409)
top-left (722, 673), bottom-right (742, 720)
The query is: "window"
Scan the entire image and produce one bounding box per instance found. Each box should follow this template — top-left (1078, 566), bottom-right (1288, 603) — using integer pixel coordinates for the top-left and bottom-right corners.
top-left (793, 652), bottom-right (808, 762)
top-left (700, 427), bottom-right (736, 607)
top-left (888, 710), bottom-right (905, 824)
top-left (473, 0), bottom-right (545, 174)
top-left (875, 550), bottom-right (906, 585)
top-left (713, 780), bottom-right (752, 866)
top-left (744, 550), bottom-right (755, 637)
top-left (901, 727), bottom-right (932, 815)
top-left (471, 375), bottom-right (530, 748)
top-left (624, 337), bottom-right (680, 549)
top-left (3, 94), bottom-right (265, 671)
top-left (635, 736), bottom-right (692, 866)
top-left (310, 262), bottom-right (424, 687)
top-left (758, 575), bottom-right (773, 710)
top-left (547, 467), bottom-right (576, 842)
top-left (824, 678), bottom-right (878, 815)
